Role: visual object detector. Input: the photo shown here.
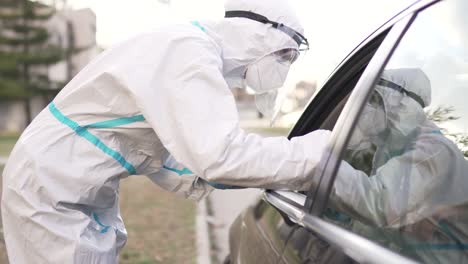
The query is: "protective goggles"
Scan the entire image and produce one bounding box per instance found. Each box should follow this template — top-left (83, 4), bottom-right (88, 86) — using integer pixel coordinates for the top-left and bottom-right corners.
top-left (274, 48), bottom-right (300, 64)
top-left (377, 78), bottom-right (425, 108)
top-left (225, 10), bottom-right (310, 51)
top-left (368, 90), bottom-right (385, 109)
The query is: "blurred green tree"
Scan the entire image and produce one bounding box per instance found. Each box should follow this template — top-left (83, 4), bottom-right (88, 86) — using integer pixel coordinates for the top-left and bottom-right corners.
top-left (426, 105), bottom-right (468, 157)
top-left (0, 0), bottom-right (69, 124)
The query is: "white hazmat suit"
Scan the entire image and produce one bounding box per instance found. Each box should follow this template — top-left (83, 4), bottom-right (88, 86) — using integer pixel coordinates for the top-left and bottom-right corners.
top-left (1, 0), bottom-right (330, 263)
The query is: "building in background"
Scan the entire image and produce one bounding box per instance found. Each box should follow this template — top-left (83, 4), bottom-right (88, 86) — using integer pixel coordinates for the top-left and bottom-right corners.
top-left (0, 7), bottom-right (98, 132)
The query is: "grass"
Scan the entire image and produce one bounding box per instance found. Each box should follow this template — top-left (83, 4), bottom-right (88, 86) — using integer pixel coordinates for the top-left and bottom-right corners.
top-left (0, 133), bottom-right (18, 263)
top-left (0, 165), bottom-right (9, 264)
top-left (205, 198), bottom-right (219, 264)
top-left (0, 134), bottom-right (18, 157)
top-left (119, 176), bottom-right (197, 264)
top-left (244, 126), bottom-right (291, 137)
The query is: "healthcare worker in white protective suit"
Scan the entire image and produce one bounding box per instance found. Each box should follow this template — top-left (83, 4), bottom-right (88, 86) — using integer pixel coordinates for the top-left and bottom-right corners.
top-left (1, 0), bottom-right (331, 263)
top-left (328, 68), bottom-right (468, 263)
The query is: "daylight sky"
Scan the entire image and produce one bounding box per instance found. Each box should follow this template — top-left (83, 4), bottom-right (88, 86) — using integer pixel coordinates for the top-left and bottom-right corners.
top-left (67, 0), bottom-right (414, 86)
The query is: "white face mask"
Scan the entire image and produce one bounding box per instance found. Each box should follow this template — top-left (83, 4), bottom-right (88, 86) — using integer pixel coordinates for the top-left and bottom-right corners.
top-left (254, 90), bottom-right (279, 117)
top-left (360, 103), bottom-right (387, 136)
top-left (244, 53), bottom-right (292, 117)
top-left (348, 97), bottom-right (387, 150)
top-left (245, 54), bottom-right (291, 93)
top-left (224, 65), bottom-right (248, 89)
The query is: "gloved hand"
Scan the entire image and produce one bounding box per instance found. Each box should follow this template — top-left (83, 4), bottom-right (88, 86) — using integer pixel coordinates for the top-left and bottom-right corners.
top-left (289, 129), bottom-right (332, 191)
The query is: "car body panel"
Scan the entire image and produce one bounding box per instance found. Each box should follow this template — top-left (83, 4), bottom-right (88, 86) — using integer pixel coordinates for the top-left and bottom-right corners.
top-left (228, 199), bottom-right (297, 264)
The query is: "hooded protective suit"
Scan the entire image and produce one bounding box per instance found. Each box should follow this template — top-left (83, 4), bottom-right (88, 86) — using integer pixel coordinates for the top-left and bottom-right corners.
top-left (330, 68), bottom-right (468, 263)
top-left (1, 0), bottom-right (330, 263)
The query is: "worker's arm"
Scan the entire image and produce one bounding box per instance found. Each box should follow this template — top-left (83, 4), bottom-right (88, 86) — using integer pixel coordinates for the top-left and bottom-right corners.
top-left (330, 140), bottom-right (453, 227)
top-left (130, 34), bottom-right (331, 191)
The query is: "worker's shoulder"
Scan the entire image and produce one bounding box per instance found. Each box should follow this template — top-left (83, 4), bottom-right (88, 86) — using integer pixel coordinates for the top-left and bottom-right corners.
top-left (98, 23), bottom-right (222, 69)
top-left (139, 23), bottom-right (221, 53)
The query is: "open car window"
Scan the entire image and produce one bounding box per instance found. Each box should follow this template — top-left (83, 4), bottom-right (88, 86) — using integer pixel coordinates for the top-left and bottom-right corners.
top-left (327, 1), bottom-right (468, 262)
top-left (287, 30), bottom-right (391, 204)
top-left (289, 30), bottom-right (389, 138)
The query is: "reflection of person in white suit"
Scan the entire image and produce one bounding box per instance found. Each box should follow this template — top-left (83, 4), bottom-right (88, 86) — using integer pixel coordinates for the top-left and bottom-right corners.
top-left (332, 68), bottom-right (468, 263)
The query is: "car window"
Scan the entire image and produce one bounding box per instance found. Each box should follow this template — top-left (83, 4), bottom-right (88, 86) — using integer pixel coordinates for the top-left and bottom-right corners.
top-left (289, 30), bottom-right (389, 138)
top-left (327, 1), bottom-right (468, 263)
top-left (278, 24), bottom-right (393, 264)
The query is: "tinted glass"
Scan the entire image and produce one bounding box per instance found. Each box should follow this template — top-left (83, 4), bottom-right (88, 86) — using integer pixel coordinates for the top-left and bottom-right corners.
top-left (327, 1), bottom-right (468, 263)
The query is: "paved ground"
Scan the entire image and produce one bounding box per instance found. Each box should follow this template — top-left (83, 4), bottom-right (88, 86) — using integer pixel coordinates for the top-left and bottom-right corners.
top-left (197, 198), bottom-right (212, 264)
top-left (208, 189), bottom-right (262, 263)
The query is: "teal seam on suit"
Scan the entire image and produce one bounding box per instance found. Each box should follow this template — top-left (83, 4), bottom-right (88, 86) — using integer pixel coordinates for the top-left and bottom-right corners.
top-left (84, 115), bottom-right (145, 129)
top-left (48, 102), bottom-right (139, 175)
top-left (163, 165), bottom-right (193, 175)
top-left (92, 212), bottom-right (111, 234)
top-left (191, 21), bottom-right (206, 32)
top-left (162, 165), bottom-right (243, 190)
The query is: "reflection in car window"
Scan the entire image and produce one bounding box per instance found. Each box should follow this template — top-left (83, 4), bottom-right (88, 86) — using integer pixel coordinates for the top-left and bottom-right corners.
top-left (328, 1), bottom-right (468, 263)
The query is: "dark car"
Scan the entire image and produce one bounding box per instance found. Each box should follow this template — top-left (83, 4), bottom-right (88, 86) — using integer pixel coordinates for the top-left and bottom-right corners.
top-left (226, 0), bottom-right (468, 263)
